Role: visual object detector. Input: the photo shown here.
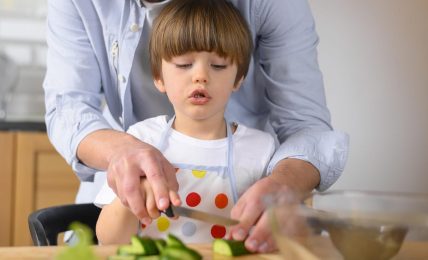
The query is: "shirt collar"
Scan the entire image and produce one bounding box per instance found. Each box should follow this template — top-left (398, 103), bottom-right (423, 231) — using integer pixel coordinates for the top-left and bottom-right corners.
top-left (136, 0), bottom-right (143, 8)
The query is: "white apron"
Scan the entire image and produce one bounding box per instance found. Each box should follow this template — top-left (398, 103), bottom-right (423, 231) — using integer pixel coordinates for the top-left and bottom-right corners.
top-left (138, 116), bottom-right (239, 243)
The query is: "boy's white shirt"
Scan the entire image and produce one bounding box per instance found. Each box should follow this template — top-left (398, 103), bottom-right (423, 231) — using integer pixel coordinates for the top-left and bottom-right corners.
top-left (94, 115), bottom-right (275, 207)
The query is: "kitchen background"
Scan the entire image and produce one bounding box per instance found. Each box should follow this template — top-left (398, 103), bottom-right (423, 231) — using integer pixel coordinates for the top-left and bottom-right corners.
top-left (0, 0), bottom-right (427, 230)
top-left (0, 0), bottom-right (46, 121)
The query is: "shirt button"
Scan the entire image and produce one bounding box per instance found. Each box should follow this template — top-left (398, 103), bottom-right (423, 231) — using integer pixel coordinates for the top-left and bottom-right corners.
top-left (118, 74), bottom-right (126, 83)
top-left (130, 23), bottom-right (139, 32)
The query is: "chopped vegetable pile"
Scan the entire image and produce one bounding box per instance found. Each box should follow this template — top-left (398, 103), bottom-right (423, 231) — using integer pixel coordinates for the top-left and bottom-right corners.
top-left (109, 234), bottom-right (202, 260)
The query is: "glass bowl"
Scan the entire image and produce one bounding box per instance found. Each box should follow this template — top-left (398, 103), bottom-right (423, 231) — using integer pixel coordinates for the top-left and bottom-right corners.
top-left (268, 190), bottom-right (428, 260)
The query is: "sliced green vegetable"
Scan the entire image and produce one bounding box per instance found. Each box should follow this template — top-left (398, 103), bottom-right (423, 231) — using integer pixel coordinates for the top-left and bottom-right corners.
top-left (213, 239), bottom-right (251, 256)
top-left (136, 256), bottom-right (161, 260)
top-left (108, 255), bottom-right (136, 260)
top-left (160, 246), bottom-right (202, 260)
top-left (154, 239), bottom-right (167, 252)
top-left (165, 234), bottom-right (185, 248)
top-left (118, 236), bottom-right (159, 256)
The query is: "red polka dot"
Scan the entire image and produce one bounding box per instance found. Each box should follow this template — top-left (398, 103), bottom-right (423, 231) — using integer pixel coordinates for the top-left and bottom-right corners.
top-left (141, 223), bottom-right (146, 229)
top-left (186, 192), bottom-right (201, 207)
top-left (211, 225), bottom-right (226, 238)
top-left (215, 193), bottom-right (229, 209)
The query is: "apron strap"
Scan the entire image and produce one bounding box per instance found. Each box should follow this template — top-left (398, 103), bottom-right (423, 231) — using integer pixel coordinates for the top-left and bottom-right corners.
top-left (226, 120), bottom-right (239, 203)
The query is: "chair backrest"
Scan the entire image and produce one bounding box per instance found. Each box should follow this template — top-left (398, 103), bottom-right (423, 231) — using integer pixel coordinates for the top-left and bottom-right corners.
top-left (28, 203), bottom-right (101, 246)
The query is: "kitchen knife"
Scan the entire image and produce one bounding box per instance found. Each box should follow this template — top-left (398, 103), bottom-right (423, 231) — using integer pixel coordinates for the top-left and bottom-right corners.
top-left (163, 205), bottom-right (239, 226)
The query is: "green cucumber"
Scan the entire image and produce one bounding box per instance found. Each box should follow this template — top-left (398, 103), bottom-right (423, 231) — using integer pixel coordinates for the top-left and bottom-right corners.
top-left (160, 246), bottom-right (202, 260)
top-left (136, 256), bottom-right (161, 260)
top-left (154, 239), bottom-right (167, 252)
top-left (213, 239), bottom-right (251, 256)
top-left (118, 236), bottom-right (159, 256)
top-left (108, 255), bottom-right (137, 260)
top-left (165, 234), bottom-right (185, 248)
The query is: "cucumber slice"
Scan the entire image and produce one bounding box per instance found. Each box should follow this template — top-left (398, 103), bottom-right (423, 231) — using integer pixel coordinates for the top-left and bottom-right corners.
top-left (136, 256), bottom-right (161, 260)
top-left (213, 239), bottom-right (251, 256)
top-left (160, 246), bottom-right (202, 260)
top-left (118, 236), bottom-right (159, 256)
top-left (154, 239), bottom-right (167, 252)
top-left (108, 255), bottom-right (136, 260)
top-left (165, 234), bottom-right (185, 248)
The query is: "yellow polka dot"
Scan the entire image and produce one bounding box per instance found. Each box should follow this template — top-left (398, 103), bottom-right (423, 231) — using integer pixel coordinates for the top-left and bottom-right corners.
top-left (157, 216), bottom-right (170, 232)
top-left (192, 169), bottom-right (207, 178)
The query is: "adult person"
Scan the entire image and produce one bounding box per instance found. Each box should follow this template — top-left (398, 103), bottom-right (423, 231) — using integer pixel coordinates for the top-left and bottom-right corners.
top-left (44, 0), bottom-right (349, 253)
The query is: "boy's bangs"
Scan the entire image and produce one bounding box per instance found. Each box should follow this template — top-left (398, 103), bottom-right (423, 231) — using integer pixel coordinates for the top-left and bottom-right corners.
top-left (160, 7), bottom-right (238, 62)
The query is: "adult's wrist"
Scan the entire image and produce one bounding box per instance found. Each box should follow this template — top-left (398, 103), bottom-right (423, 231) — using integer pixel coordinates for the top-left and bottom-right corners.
top-left (270, 158), bottom-right (320, 195)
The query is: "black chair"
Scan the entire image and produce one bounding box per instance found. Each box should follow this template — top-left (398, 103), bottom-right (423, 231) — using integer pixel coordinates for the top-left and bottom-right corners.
top-left (28, 203), bottom-right (101, 246)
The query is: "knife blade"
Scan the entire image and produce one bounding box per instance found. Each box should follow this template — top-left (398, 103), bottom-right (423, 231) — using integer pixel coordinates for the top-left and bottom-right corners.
top-left (163, 205), bottom-right (239, 226)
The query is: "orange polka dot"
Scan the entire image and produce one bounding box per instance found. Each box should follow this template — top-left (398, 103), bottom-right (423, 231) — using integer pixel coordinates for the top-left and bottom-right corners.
top-left (211, 225), bottom-right (226, 238)
top-left (186, 192), bottom-right (201, 207)
top-left (215, 193), bottom-right (229, 209)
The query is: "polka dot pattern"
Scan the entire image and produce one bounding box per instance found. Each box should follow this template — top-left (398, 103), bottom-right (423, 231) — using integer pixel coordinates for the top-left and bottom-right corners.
top-left (211, 225), bottom-right (226, 238)
top-left (182, 222), bottom-right (197, 237)
top-left (192, 169), bottom-right (207, 178)
top-left (215, 193), bottom-right (228, 209)
top-left (157, 216), bottom-right (170, 232)
top-left (186, 192), bottom-right (201, 207)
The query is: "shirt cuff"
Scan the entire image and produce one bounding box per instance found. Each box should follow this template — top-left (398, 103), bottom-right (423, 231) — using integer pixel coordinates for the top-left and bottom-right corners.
top-left (267, 129), bottom-right (350, 191)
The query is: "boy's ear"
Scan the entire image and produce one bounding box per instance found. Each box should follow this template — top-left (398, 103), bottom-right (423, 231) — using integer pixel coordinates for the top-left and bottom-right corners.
top-left (232, 76), bottom-right (244, 92)
top-left (153, 78), bottom-right (166, 93)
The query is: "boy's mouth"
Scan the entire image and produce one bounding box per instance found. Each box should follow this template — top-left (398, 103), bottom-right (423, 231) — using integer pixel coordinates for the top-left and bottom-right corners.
top-left (188, 89), bottom-right (211, 105)
top-left (189, 89), bottom-right (210, 98)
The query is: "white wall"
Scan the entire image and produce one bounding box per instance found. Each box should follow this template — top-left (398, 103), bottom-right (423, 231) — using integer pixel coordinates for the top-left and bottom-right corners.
top-left (309, 0), bottom-right (428, 193)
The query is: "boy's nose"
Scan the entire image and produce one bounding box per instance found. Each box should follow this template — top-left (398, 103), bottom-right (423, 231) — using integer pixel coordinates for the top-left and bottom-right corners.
top-left (192, 66), bottom-right (209, 84)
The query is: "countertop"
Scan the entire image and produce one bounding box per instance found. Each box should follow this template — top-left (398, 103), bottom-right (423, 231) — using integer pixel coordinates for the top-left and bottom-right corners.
top-left (0, 120), bottom-right (46, 131)
top-left (0, 239), bottom-right (427, 260)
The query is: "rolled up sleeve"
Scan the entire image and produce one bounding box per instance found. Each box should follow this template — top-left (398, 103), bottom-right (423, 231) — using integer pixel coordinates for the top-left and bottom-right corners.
top-left (44, 0), bottom-right (112, 181)
top-left (267, 130), bottom-right (349, 191)
top-left (256, 0), bottom-right (350, 190)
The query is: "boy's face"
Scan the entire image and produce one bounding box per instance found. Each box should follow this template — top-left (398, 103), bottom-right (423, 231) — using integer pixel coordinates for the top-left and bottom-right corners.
top-left (154, 51), bottom-right (243, 122)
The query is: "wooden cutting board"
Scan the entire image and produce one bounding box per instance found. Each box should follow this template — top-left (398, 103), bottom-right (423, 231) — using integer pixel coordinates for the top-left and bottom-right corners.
top-left (0, 244), bottom-right (282, 259)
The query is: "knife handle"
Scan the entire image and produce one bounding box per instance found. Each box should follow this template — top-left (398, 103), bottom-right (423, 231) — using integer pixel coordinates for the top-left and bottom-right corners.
top-left (161, 205), bottom-right (175, 218)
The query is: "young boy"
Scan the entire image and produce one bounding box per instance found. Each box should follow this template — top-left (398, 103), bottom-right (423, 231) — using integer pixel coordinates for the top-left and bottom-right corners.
top-left (95, 0), bottom-right (275, 244)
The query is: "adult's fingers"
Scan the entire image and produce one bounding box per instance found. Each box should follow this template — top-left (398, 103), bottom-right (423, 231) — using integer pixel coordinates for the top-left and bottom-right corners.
top-left (163, 161), bottom-right (179, 192)
top-left (229, 196), bottom-right (264, 242)
top-left (123, 174), bottom-right (150, 221)
top-left (244, 211), bottom-right (277, 253)
top-left (140, 153), bottom-right (173, 211)
top-left (143, 179), bottom-right (160, 220)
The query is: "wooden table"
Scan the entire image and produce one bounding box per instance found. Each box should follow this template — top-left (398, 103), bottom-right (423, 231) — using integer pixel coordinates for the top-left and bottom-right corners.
top-left (0, 244), bottom-right (281, 260)
top-left (0, 240), bottom-right (426, 259)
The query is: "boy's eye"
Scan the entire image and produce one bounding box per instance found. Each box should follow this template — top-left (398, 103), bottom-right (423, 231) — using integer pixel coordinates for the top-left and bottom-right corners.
top-left (175, 63), bottom-right (192, 69)
top-left (211, 64), bottom-right (227, 70)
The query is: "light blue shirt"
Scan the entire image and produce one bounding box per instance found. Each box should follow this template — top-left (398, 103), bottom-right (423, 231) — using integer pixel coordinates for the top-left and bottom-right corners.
top-left (44, 0), bottom-right (349, 192)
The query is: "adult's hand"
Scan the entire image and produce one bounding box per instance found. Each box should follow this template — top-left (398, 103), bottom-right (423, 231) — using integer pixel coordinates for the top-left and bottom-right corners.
top-left (229, 158), bottom-right (320, 253)
top-left (77, 129), bottom-right (181, 224)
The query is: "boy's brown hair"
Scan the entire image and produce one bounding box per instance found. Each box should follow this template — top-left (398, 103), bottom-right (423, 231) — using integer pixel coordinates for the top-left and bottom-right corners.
top-left (149, 0), bottom-right (253, 84)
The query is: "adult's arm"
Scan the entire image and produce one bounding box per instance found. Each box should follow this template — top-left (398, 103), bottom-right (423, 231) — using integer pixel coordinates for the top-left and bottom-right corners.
top-left (229, 0), bottom-right (349, 252)
top-left (44, 0), bottom-right (179, 217)
top-left (44, 0), bottom-right (111, 181)
top-left (255, 0), bottom-right (349, 190)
